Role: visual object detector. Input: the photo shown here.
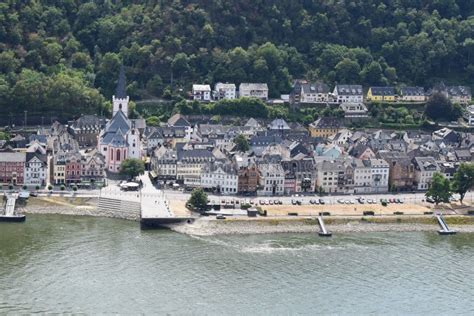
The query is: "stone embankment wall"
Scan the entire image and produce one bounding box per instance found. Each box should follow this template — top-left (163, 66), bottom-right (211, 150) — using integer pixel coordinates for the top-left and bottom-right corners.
top-left (22, 196), bottom-right (140, 221)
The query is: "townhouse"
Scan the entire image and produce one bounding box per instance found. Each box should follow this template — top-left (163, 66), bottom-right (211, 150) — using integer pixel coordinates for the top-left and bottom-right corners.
top-left (366, 87), bottom-right (396, 102)
top-left (413, 157), bottom-right (440, 190)
top-left (333, 85), bottom-right (363, 103)
top-left (239, 83), bottom-right (269, 100)
top-left (192, 84), bottom-right (212, 101)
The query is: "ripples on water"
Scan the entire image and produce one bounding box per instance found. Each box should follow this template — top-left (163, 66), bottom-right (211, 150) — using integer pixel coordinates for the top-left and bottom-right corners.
top-left (1, 215), bottom-right (474, 315)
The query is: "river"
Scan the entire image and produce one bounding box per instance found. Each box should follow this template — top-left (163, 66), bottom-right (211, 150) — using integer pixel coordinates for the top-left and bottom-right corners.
top-left (1, 215), bottom-right (473, 314)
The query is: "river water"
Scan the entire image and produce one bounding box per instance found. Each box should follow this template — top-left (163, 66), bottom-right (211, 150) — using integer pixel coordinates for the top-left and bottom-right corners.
top-left (1, 215), bottom-right (473, 315)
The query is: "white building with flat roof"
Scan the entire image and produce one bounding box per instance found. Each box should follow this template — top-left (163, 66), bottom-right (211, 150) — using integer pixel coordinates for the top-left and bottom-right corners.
top-left (214, 83), bottom-right (236, 100)
top-left (239, 83), bottom-right (269, 100)
top-left (192, 84), bottom-right (211, 101)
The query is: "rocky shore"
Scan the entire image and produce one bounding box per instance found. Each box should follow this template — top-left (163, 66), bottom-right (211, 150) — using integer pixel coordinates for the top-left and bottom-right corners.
top-left (170, 216), bottom-right (474, 236)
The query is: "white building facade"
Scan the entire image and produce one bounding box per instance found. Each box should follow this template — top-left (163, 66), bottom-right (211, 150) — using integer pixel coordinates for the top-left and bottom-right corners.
top-left (214, 83), bottom-right (236, 100)
top-left (201, 164), bottom-right (238, 194)
top-left (258, 163), bottom-right (285, 196)
top-left (24, 153), bottom-right (47, 186)
top-left (192, 84), bottom-right (211, 101)
top-left (333, 85), bottom-right (364, 103)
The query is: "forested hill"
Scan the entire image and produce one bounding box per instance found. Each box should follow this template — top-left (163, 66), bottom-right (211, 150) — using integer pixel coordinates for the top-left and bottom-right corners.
top-left (1, 0), bottom-right (474, 121)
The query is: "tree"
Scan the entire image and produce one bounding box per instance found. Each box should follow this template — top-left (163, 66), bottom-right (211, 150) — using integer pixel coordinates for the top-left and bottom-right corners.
top-left (425, 92), bottom-right (454, 121)
top-left (146, 116), bottom-right (160, 126)
top-left (234, 134), bottom-right (249, 152)
top-left (452, 163), bottom-right (474, 204)
top-left (187, 188), bottom-right (208, 212)
top-left (426, 172), bottom-right (451, 205)
top-left (119, 158), bottom-right (145, 179)
top-left (334, 58), bottom-right (361, 83)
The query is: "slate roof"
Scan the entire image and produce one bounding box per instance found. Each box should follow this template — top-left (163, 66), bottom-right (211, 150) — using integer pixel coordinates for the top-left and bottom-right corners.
top-left (26, 152), bottom-right (47, 164)
top-left (268, 119), bottom-right (290, 130)
top-left (168, 114), bottom-right (190, 127)
top-left (301, 82), bottom-right (330, 94)
top-left (369, 86), bottom-right (395, 96)
top-left (335, 85), bottom-right (363, 95)
top-left (0, 152), bottom-right (25, 162)
top-left (245, 118), bottom-right (261, 128)
top-left (400, 86), bottom-right (425, 96)
top-left (100, 110), bottom-right (130, 146)
top-left (447, 85), bottom-right (471, 97)
top-left (414, 157), bottom-right (439, 171)
top-left (310, 117), bottom-right (342, 129)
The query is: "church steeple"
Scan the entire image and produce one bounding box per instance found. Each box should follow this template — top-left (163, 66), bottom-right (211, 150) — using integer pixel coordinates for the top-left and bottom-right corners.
top-left (115, 65), bottom-right (127, 99)
top-left (112, 65), bottom-right (130, 118)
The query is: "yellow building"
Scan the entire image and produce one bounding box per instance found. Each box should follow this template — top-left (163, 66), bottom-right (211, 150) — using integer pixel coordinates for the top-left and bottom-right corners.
top-left (308, 117), bottom-right (342, 138)
top-left (366, 87), bottom-right (396, 102)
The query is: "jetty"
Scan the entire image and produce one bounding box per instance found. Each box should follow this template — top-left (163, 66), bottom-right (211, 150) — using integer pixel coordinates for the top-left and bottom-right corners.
top-left (317, 216), bottom-right (332, 237)
top-left (140, 191), bottom-right (195, 228)
top-left (435, 214), bottom-right (456, 235)
top-left (0, 193), bottom-right (26, 222)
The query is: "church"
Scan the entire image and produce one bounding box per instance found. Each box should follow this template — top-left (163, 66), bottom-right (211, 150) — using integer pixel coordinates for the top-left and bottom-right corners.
top-left (98, 66), bottom-right (141, 173)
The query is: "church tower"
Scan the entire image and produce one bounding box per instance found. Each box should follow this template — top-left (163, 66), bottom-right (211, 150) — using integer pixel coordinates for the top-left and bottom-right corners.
top-left (112, 65), bottom-right (129, 117)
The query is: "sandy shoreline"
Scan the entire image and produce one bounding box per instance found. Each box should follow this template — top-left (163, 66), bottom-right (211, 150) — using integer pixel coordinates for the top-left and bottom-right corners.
top-left (12, 196), bottom-right (474, 235)
top-left (169, 216), bottom-right (474, 236)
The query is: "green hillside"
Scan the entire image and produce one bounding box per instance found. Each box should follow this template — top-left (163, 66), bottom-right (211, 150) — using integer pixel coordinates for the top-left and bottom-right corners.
top-left (1, 0), bottom-right (474, 121)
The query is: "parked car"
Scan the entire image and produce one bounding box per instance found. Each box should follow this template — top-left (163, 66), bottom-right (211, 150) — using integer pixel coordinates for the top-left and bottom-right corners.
top-left (358, 197), bottom-right (365, 204)
top-left (314, 199), bottom-right (320, 205)
top-left (216, 215), bottom-right (226, 220)
top-left (269, 200), bottom-right (274, 205)
top-left (426, 197), bottom-right (435, 203)
top-left (319, 199), bottom-right (325, 205)
top-left (29, 192), bottom-right (38, 197)
top-left (337, 199), bottom-right (344, 204)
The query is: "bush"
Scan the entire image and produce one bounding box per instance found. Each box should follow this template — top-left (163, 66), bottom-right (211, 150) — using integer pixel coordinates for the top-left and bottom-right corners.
top-left (72, 186), bottom-right (78, 192)
top-left (35, 185), bottom-right (40, 190)
top-left (240, 203), bottom-right (252, 210)
top-left (60, 185), bottom-right (65, 191)
top-left (22, 185), bottom-right (27, 190)
top-left (8, 184), bottom-right (13, 190)
top-left (48, 185), bottom-right (53, 191)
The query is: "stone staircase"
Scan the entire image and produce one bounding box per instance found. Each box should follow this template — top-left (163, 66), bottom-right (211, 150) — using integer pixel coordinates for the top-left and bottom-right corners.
top-left (97, 197), bottom-right (141, 220)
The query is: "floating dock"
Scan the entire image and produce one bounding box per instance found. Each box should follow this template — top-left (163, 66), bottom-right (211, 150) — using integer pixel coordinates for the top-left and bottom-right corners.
top-left (435, 214), bottom-right (456, 235)
top-left (317, 216), bottom-right (332, 237)
top-left (0, 193), bottom-right (25, 222)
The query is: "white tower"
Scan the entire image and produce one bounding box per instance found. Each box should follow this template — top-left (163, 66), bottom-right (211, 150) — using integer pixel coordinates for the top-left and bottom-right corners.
top-left (112, 65), bottom-right (129, 117)
top-left (127, 121), bottom-right (141, 159)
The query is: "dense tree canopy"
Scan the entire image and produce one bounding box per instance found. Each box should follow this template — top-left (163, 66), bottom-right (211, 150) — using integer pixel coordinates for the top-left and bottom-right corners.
top-left (120, 158), bottom-right (145, 179)
top-left (2, 1), bottom-right (474, 123)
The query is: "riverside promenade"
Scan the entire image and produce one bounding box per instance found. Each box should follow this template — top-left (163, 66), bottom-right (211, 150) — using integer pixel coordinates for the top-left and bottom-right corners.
top-left (98, 173), bottom-right (193, 227)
